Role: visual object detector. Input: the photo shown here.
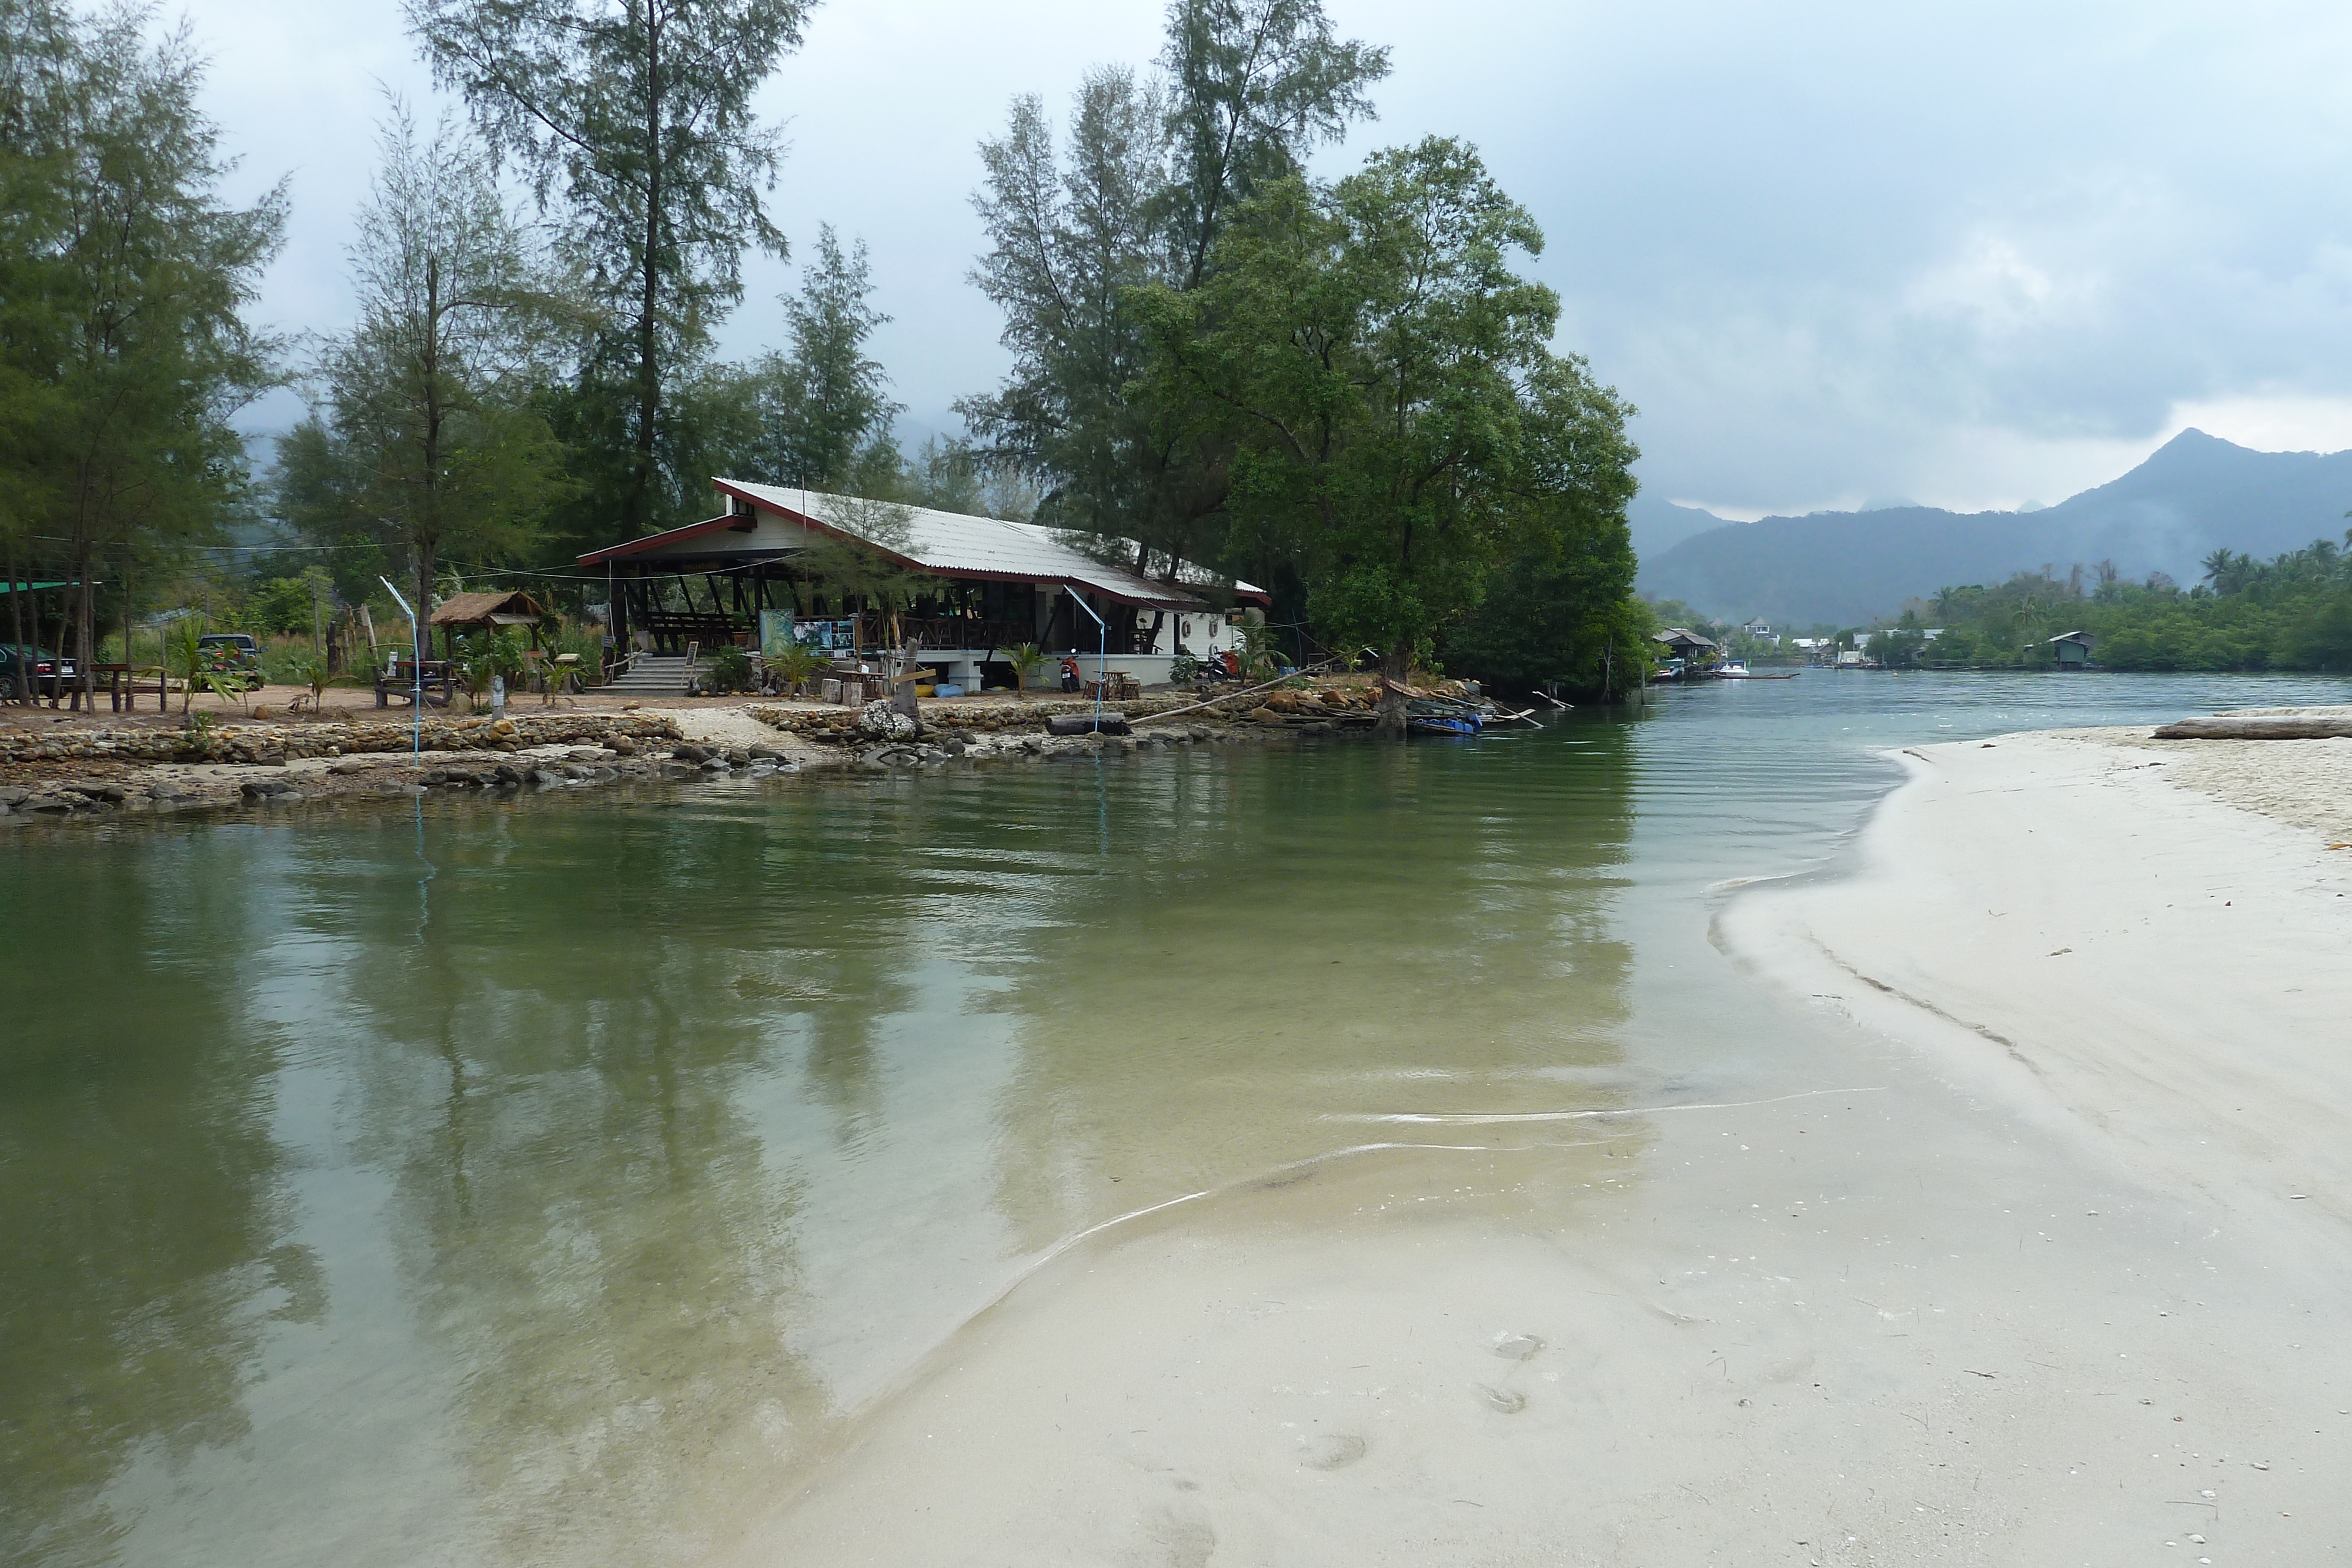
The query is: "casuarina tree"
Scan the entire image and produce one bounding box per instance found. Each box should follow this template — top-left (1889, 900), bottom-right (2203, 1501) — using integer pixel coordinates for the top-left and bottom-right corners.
top-left (408, 0), bottom-right (811, 539)
top-left (0, 0), bottom-right (283, 706)
top-left (277, 102), bottom-right (572, 646)
top-left (959, 0), bottom-right (1387, 577)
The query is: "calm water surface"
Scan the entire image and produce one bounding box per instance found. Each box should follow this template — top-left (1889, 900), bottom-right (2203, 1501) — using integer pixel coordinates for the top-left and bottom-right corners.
top-left (4, 670), bottom-right (2346, 1566)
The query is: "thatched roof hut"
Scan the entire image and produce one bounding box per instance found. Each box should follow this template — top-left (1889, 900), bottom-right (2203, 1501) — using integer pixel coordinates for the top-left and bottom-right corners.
top-left (427, 590), bottom-right (547, 656)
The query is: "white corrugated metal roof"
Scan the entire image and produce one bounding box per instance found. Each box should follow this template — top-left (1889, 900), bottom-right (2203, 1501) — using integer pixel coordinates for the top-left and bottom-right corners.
top-left (714, 481), bottom-right (1261, 608)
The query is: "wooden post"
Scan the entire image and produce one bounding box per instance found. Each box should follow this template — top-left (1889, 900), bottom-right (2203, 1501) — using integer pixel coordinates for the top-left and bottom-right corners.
top-left (892, 637), bottom-right (922, 728)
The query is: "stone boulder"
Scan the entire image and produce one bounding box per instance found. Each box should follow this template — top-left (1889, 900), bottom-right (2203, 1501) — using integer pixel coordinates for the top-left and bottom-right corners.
top-left (859, 701), bottom-right (920, 740)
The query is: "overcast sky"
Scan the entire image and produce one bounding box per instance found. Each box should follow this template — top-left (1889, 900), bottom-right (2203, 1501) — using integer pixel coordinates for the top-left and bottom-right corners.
top-left (178, 0), bottom-right (2352, 520)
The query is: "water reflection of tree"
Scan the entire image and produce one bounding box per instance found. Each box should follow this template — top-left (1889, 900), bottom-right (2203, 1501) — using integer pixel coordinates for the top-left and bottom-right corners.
top-left (320, 794), bottom-right (935, 1565)
top-left (0, 831), bottom-right (313, 1566)
top-left (978, 726), bottom-right (1641, 1252)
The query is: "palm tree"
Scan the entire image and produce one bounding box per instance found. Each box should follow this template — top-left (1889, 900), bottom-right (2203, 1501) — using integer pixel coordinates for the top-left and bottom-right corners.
top-left (1005, 643), bottom-right (1045, 697)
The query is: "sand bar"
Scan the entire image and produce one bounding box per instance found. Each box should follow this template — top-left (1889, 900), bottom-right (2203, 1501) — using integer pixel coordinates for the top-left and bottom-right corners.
top-left (711, 726), bottom-right (2352, 1566)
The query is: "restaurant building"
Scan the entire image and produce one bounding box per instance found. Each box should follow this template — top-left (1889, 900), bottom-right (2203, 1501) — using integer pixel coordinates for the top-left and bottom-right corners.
top-left (578, 482), bottom-right (1268, 690)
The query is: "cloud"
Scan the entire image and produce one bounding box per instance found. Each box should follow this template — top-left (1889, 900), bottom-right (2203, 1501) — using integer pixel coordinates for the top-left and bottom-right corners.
top-left (169, 0), bottom-right (2352, 517)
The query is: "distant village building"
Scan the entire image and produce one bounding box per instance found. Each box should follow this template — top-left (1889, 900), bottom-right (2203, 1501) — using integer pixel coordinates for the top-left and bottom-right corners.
top-left (2046, 630), bottom-right (2094, 668)
top-left (1651, 627), bottom-right (1723, 678)
top-left (1738, 618), bottom-right (1776, 644)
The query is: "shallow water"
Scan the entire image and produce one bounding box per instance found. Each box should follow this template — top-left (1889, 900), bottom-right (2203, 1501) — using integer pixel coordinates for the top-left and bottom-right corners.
top-left (5, 670), bottom-right (2346, 1566)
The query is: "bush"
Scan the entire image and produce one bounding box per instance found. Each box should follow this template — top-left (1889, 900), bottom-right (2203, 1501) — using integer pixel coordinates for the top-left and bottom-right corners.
top-left (704, 645), bottom-right (754, 694)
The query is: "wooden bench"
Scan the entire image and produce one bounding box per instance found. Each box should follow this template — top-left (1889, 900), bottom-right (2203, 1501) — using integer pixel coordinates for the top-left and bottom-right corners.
top-left (376, 658), bottom-right (457, 708)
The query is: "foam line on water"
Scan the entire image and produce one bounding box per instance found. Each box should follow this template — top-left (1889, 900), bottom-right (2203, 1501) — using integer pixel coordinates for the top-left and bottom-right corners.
top-left (1324, 1084), bottom-right (1889, 1125)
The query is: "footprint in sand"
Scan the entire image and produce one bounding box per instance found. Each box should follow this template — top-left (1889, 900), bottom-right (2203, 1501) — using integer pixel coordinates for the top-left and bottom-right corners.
top-left (1492, 1332), bottom-right (1544, 1360)
top-left (1475, 1382), bottom-right (1527, 1414)
top-left (1140, 1505), bottom-right (1216, 1568)
top-left (1298, 1432), bottom-right (1367, 1470)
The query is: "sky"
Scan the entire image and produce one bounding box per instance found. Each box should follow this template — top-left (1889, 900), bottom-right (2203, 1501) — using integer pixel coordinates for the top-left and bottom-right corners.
top-left (175, 0), bottom-right (2352, 521)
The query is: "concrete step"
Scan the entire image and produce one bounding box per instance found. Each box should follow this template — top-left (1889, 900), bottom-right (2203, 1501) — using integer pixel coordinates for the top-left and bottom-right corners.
top-left (602, 657), bottom-right (693, 696)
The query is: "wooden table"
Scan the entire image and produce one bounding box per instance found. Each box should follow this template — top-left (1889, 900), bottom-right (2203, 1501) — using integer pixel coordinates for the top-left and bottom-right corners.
top-left (85, 664), bottom-right (169, 711)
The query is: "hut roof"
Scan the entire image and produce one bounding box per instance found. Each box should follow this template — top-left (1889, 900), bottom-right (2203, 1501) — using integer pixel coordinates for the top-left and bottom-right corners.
top-left (429, 589), bottom-right (547, 627)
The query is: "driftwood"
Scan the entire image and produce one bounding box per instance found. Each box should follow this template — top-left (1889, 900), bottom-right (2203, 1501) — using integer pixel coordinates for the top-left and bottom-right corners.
top-left (2151, 716), bottom-right (2352, 740)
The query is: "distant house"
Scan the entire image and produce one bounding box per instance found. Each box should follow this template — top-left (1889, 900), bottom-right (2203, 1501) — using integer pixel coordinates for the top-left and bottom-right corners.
top-left (1738, 618), bottom-right (1776, 643)
top-left (2046, 630), bottom-right (2094, 668)
top-left (1652, 627), bottom-right (1722, 660)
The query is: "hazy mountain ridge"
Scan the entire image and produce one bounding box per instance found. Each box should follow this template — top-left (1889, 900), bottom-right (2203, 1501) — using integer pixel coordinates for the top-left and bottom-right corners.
top-left (1635, 430), bottom-right (2352, 626)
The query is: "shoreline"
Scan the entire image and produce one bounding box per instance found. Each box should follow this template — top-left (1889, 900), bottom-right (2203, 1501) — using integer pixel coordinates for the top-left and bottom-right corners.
top-left (700, 716), bottom-right (2352, 1567)
top-left (0, 687), bottom-right (1363, 828)
top-left (1720, 726), bottom-right (2352, 1225)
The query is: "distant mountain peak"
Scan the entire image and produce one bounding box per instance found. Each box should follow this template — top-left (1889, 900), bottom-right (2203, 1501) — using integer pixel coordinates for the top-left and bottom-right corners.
top-left (1636, 432), bottom-right (2352, 626)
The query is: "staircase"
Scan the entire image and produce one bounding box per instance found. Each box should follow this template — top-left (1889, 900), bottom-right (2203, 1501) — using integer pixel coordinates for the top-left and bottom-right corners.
top-left (601, 654), bottom-right (694, 698)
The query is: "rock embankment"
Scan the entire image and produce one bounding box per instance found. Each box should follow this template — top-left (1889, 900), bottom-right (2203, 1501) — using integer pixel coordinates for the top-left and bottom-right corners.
top-left (0, 711), bottom-right (682, 768)
top-left (1, 682), bottom-right (1391, 825)
top-left (749, 683), bottom-right (1381, 741)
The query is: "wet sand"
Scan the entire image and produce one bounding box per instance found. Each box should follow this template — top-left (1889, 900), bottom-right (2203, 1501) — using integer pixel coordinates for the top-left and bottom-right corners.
top-left (715, 728), bottom-right (2352, 1567)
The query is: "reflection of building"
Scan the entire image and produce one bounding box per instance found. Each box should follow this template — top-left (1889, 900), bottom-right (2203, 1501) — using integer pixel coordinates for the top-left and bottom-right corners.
top-left (578, 483), bottom-right (1269, 688)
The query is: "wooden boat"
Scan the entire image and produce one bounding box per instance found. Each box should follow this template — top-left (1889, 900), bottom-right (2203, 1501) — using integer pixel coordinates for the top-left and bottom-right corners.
top-left (1711, 662), bottom-right (1798, 680)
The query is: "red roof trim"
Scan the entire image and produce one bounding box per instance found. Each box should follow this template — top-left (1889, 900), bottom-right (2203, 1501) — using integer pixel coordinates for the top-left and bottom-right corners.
top-left (576, 512), bottom-right (749, 566)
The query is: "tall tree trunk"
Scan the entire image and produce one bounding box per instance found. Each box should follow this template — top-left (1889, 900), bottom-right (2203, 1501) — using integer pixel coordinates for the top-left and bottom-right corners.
top-left (632, 7), bottom-right (666, 537)
top-left (419, 255), bottom-right (441, 679)
top-left (891, 636), bottom-right (921, 730)
top-left (72, 541), bottom-right (94, 711)
top-left (6, 529), bottom-right (24, 707)
top-left (1375, 645), bottom-right (1411, 740)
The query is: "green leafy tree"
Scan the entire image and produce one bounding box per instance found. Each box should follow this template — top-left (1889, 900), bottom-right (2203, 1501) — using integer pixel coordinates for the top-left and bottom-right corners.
top-left (744, 224), bottom-right (900, 488)
top-left (1137, 138), bottom-right (1637, 736)
top-left (279, 103), bottom-right (572, 649)
top-left (960, 1), bottom-right (1387, 576)
top-left (409, 0), bottom-right (811, 541)
top-left (0, 0), bottom-right (284, 703)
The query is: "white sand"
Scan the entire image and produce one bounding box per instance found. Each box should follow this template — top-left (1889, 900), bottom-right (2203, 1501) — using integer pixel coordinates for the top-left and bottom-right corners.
top-left (706, 728), bottom-right (2352, 1568)
top-left (1731, 731), bottom-right (2352, 1223)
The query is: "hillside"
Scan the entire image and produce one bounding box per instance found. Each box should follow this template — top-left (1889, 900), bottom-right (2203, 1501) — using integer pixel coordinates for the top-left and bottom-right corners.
top-left (1636, 430), bottom-right (2352, 626)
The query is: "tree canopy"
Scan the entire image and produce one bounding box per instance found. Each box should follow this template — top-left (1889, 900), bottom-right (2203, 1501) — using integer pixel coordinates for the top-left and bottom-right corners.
top-left (408, 0), bottom-right (811, 540)
top-left (1, 0), bottom-right (283, 695)
top-left (1136, 138), bottom-right (1639, 727)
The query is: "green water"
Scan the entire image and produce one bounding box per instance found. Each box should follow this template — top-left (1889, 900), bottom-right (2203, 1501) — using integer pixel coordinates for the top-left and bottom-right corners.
top-left (4, 670), bottom-right (2347, 1566)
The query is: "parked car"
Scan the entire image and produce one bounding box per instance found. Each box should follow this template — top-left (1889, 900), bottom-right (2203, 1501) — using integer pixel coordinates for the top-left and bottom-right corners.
top-left (195, 632), bottom-right (261, 671)
top-left (193, 633), bottom-right (263, 689)
top-left (0, 643), bottom-right (76, 700)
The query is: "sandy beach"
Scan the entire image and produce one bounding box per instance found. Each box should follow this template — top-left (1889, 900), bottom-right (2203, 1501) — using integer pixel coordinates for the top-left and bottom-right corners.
top-left (711, 722), bottom-right (2352, 1567)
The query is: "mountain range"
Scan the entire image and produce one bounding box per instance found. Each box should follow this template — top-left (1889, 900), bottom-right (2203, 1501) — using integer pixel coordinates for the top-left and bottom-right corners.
top-left (1632, 430), bottom-right (2352, 627)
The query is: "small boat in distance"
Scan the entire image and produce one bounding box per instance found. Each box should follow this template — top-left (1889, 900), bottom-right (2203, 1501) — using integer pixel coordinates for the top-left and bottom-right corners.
top-left (1406, 699), bottom-right (1484, 735)
top-left (1712, 661), bottom-right (1798, 680)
